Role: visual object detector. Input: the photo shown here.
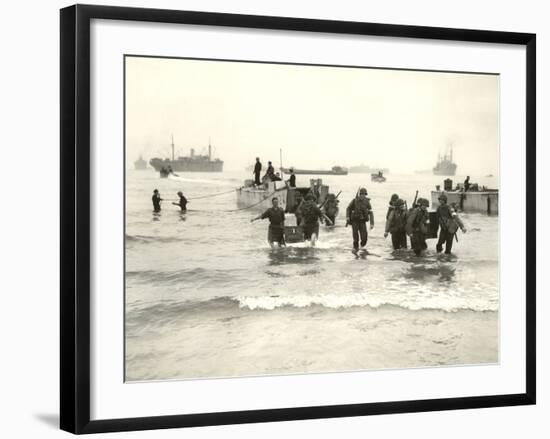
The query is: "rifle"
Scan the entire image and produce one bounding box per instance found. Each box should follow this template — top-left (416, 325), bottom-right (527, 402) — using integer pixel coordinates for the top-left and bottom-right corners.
top-left (346, 188), bottom-right (360, 227)
top-left (411, 190), bottom-right (419, 209)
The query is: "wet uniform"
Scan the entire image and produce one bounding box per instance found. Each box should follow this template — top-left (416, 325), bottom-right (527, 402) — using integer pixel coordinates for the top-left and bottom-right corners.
top-left (406, 207), bottom-right (429, 255)
top-left (346, 197), bottom-right (374, 250)
top-left (323, 196), bottom-right (339, 225)
top-left (436, 204), bottom-right (465, 254)
top-left (299, 200), bottom-right (323, 240)
top-left (260, 206), bottom-right (286, 244)
top-left (385, 208), bottom-right (408, 249)
top-left (177, 195), bottom-right (188, 212)
top-left (152, 194), bottom-right (162, 212)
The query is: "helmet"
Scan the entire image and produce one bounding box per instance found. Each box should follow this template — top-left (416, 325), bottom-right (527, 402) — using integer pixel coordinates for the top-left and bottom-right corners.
top-left (419, 198), bottom-right (430, 207)
top-left (438, 193), bottom-right (448, 202)
top-left (177, 191), bottom-right (183, 196)
top-left (396, 198), bottom-right (405, 207)
top-left (305, 193), bottom-right (316, 201)
top-left (390, 193), bottom-right (399, 202)
top-left (359, 187), bottom-right (368, 195)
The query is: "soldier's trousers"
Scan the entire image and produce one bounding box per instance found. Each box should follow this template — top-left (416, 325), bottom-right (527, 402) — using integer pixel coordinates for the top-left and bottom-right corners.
top-left (391, 230), bottom-right (408, 249)
top-left (254, 172), bottom-right (261, 185)
top-left (352, 221), bottom-right (368, 250)
top-left (436, 230), bottom-right (454, 254)
top-left (410, 232), bottom-right (427, 256)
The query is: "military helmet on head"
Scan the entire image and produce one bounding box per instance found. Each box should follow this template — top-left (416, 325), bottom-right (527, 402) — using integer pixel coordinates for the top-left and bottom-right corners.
top-left (305, 193), bottom-right (316, 201)
top-left (419, 198), bottom-right (430, 207)
top-left (177, 191), bottom-right (183, 196)
top-left (396, 198), bottom-right (405, 207)
top-left (359, 187), bottom-right (368, 195)
top-left (390, 193), bottom-right (399, 202)
top-left (438, 193), bottom-right (448, 202)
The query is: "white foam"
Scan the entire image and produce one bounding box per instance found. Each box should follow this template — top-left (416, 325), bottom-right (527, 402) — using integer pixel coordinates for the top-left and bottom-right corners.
top-left (167, 174), bottom-right (224, 185)
top-left (236, 292), bottom-right (498, 313)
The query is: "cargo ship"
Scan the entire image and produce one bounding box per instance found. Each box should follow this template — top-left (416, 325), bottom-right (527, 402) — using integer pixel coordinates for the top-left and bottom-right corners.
top-left (149, 136), bottom-right (224, 173)
top-left (433, 145), bottom-right (457, 176)
top-left (134, 155), bottom-right (148, 170)
top-left (281, 166), bottom-right (348, 175)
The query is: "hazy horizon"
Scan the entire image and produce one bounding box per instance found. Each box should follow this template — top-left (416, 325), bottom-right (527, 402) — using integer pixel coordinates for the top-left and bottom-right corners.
top-left (125, 56), bottom-right (499, 176)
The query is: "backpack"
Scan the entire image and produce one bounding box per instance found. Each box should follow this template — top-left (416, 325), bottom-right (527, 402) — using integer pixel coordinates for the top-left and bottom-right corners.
top-left (301, 201), bottom-right (319, 224)
top-left (390, 210), bottom-right (406, 232)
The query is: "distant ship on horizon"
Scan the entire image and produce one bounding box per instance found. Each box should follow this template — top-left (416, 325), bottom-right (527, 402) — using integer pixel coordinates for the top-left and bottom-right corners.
top-left (134, 154), bottom-right (148, 170)
top-left (433, 144), bottom-right (457, 176)
top-left (149, 136), bottom-right (224, 173)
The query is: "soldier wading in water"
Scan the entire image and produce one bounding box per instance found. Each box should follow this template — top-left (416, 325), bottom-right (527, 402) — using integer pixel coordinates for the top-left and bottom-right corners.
top-left (406, 197), bottom-right (429, 256)
top-left (346, 187), bottom-right (374, 252)
top-left (384, 198), bottom-right (408, 249)
top-left (436, 193), bottom-right (466, 254)
top-left (251, 197), bottom-right (286, 248)
top-left (297, 193), bottom-right (332, 247)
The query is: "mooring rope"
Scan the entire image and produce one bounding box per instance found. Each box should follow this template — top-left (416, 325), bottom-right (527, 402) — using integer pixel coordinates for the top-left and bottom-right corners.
top-left (180, 186), bottom-right (286, 213)
top-left (186, 189), bottom-right (236, 200)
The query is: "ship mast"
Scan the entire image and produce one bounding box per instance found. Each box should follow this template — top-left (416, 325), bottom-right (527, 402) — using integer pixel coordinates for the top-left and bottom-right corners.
top-left (208, 137), bottom-right (212, 160)
top-left (171, 134), bottom-right (175, 161)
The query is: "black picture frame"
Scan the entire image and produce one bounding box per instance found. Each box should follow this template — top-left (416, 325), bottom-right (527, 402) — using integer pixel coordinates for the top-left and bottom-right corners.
top-left (60, 4), bottom-right (536, 434)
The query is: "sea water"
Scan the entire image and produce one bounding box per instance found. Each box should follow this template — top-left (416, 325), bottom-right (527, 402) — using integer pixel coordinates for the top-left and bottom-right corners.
top-left (125, 170), bottom-right (499, 381)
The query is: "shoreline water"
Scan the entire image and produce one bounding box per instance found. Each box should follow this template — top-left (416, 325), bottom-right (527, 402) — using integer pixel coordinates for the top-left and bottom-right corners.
top-left (125, 301), bottom-right (498, 381)
top-left (125, 170), bottom-right (500, 381)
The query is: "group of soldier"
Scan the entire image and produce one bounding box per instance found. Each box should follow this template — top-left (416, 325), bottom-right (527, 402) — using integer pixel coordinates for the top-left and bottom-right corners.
top-left (253, 157), bottom-right (295, 187)
top-left (252, 187), bottom-right (467, 255)
top-left (151, 189), bottom-right (188, 213)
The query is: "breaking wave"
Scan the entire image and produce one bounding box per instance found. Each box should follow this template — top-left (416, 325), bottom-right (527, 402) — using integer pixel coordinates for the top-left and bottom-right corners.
top-left (235, 293), bottom-right (498, 313)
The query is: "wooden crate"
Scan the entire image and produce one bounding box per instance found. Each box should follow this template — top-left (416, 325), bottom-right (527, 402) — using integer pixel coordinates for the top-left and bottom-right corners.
top-left (284, 226), bottom-right (304, 243)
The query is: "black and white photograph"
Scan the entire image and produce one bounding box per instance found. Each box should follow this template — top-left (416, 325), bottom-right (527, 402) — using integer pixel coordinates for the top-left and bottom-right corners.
top-left (124, 56), bottom-right (500, 381)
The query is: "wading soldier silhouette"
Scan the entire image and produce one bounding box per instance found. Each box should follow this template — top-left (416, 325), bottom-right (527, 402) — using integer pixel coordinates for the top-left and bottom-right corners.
top-left (435, 193), bottom-right (466, 254)
top-left (251, 197), bottom-right (286, 248)
top-left (346, 187), bottom-right (374, 251)
top-left (406, 197), bottom-right (429, 256)
top-left (384, 198), bottom-right (408, 249)
top-left (152, 189), bottom-right (162, 212)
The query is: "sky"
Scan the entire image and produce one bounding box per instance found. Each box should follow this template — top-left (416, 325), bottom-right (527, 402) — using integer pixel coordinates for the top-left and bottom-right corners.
top-left (125, 56), bottom-right (499, 175)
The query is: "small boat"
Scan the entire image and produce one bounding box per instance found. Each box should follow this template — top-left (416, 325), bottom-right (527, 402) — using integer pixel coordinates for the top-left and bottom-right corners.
top-left (281, 166), bottom-right (348, 176)
top-left (371, 173), bottom-right (386, 182)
